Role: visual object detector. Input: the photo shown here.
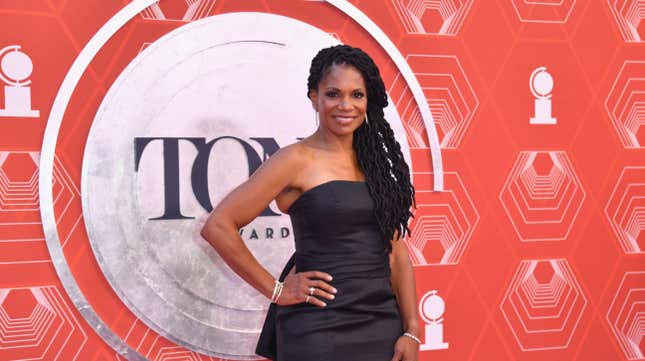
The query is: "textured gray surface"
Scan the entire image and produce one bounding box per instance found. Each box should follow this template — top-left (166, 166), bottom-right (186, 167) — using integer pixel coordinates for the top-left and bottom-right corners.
top-left (82, 13), bottom-right (341, 358)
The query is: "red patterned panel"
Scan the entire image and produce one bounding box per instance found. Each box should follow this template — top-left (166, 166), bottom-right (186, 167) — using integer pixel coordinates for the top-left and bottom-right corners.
top-left (0, 0), bottom-right (639, 360)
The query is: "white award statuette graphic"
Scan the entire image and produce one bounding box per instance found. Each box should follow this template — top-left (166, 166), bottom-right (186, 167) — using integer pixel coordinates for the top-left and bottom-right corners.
top-left (419, 290), bottom-right (449, 351)
top-left (0, 45), bottom-right (39, 118)
top-left (529, 66), bottom-right (556, 125)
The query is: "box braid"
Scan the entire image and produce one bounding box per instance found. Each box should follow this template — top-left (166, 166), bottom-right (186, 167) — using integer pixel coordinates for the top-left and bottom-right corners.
top-left (306, 45), bottom-right (416, 252)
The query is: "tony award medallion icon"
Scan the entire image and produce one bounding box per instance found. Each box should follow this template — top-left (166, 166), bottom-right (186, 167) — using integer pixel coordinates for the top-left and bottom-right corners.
top-left (529, 66), bottom-right (556, 125)
top-left (0, 45), bottom-right (39, 118)
top-left (419, 290), bottom-right (449, 351)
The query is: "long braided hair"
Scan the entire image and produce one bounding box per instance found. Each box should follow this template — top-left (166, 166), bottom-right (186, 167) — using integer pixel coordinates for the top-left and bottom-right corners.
top-left (306, 44), bottom-right (416, 252)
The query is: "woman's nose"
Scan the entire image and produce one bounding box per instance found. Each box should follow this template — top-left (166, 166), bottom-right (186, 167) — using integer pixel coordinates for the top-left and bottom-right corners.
top-left (338, 97), bottom-right (353, 110)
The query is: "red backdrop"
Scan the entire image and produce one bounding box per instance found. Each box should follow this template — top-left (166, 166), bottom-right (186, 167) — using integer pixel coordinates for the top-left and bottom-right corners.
top-left (0, 0), bottom-right (643, 360)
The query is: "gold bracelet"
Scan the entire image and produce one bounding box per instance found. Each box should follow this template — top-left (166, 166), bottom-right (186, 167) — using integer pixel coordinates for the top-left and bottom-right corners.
top-left (402, 332), bottom-right (421, 344)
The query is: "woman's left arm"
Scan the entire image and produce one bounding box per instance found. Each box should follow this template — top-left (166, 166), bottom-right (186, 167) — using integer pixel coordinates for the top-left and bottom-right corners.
top-left (389, 233), bottom-right (420, 361)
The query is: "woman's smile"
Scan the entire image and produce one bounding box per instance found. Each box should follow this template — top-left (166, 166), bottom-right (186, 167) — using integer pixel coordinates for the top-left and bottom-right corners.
top-left (332, 115), bottom-right (357, 125)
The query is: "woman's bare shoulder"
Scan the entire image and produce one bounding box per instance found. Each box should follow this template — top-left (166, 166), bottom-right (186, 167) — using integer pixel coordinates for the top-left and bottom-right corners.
top-left (261, 140), bottom-right (316, 194)
top-left (270, 140), bottom-right (312, 167)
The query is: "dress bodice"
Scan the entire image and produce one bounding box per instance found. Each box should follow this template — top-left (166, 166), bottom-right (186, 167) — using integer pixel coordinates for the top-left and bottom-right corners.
top-left (287, 180), bottom-right (390, 280)
top-left (272, 181), bottom-right (403, 361)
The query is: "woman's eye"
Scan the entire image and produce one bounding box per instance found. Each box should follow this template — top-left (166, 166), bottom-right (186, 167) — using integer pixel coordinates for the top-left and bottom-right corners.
top-left (325, 91), bottom-right (338, 97)
top-left (353, 92), bottom-right (365, 98)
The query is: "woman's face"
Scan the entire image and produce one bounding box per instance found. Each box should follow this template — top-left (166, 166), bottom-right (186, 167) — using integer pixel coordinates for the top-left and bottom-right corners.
top-left (309, 63), bottom-right (367, 135)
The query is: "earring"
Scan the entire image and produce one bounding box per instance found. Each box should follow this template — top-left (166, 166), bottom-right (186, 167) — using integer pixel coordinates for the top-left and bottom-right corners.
top-left (314, 111), bottom-right (319, 126)
top-left (364, 113), bottom-right (369, 126)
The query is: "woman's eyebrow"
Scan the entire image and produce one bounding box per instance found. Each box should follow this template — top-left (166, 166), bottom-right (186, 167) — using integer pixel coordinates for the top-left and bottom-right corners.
top-left (324, 87), bottom-right (365, 91)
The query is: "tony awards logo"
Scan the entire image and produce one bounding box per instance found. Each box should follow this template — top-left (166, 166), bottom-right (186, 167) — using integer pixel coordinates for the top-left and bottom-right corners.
top-left (419, 290), bottom-right (449, 351)
top-left (529, 66), bottom-right (556, 125)
top-left (0, 45), bottom-right (39, 118)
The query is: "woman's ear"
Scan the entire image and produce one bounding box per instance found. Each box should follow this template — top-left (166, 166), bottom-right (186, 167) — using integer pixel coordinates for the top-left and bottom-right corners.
top-left (308, 89), bottom-right (318, 112)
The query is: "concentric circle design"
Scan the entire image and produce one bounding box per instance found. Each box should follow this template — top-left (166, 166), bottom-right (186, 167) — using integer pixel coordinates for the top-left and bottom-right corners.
top-left (38, 1), bottom-right (438, 360)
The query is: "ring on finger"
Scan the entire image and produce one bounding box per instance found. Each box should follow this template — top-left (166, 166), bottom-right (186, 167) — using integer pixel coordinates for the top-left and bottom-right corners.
top-left (305, 295), bottom-right (310, 303)
top-left (309, 287), bottom-right (315, 296)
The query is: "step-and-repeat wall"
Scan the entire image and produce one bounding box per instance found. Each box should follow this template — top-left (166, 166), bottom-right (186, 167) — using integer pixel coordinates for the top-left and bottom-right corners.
top-left (0, 0), bottom-right (643, 360)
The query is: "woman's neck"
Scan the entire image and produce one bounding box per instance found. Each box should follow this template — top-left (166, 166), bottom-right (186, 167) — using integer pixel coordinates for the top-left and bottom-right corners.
top-left (310, 127), bottom-right (354, 154)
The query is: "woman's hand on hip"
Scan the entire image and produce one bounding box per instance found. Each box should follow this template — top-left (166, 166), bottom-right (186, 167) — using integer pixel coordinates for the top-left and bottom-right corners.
top-left (390, 335), bottom-right (419, 361)
top-left (277, 268), bottom-right (337, 307)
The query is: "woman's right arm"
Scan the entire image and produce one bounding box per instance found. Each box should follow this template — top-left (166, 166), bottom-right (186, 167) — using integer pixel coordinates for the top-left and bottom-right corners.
top-left (200, 145), bottom-right (336, 306)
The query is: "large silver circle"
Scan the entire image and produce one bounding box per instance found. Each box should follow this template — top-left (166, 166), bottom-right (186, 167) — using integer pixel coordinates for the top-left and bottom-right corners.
top-left (82, 12), bottom-right (410, 358)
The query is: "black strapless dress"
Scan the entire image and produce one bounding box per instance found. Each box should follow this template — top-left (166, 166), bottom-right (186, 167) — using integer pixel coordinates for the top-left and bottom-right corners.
top-left (275, 180), bottom-right (403, 361)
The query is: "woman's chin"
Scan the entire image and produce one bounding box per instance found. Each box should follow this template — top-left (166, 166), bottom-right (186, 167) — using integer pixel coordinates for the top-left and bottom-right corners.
top-left (328, 125), bottom-right (359, 136)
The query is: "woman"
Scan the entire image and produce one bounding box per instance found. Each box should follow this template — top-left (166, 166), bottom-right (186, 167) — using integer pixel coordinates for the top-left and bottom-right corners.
top-left (201, 45), bottom-right (420, 361)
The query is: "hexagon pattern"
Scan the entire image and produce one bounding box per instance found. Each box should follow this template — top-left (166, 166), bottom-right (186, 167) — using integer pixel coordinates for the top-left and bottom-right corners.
top-left (0, 151), bottom-right (80, 263)
top-left (390, 0), bottom-right (473, 35)
top-left (607, 0), bottom-right (645, 42)
top-left (389, 54), bottom-right (478, 149)
top-left (500, 259), bottom-right (588, 351)
top-left (406, 171), bottom-right (478, 265)
top-left (500, 151), bottom-right (586, 242)
top-left (605, 60), bottom-right (645, 148)
top-left (605, 166), bottom-right (645, 254)
top-left (510, 0), bottom-right (577, 24)
top-left (607, 272), bottom-right (645, 360)
top-left (0, 286), bottom-right (87, 360)
top-left (0, 153), bottom-right (38, 211)
top-left (0, 0), bottom-right (641, 360)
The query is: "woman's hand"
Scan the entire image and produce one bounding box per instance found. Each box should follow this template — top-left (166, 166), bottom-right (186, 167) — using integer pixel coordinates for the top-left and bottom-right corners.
top-left (390, 335), bottom-right (419, 361)
top-left (277, 267), bottom-right (337, 307)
